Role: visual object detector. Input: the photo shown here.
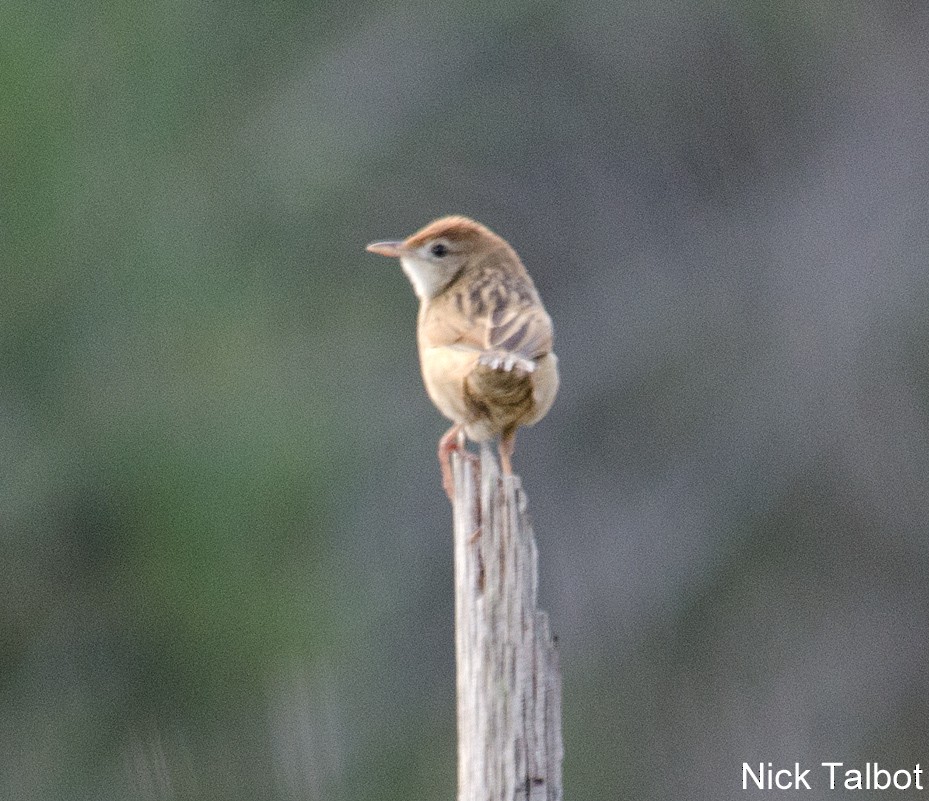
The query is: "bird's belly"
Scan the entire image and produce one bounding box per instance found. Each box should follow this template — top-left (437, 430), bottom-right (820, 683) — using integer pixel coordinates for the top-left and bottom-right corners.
top-left (419, 345), bottom-right (480, 425)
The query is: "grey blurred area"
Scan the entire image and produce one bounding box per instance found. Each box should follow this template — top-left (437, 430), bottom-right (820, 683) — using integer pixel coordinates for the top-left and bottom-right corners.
top-left (4, 1), bottom-right (929, 799)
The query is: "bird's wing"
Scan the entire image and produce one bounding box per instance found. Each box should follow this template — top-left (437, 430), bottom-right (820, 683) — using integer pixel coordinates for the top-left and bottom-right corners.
top-left (423, 275), bottom-right (553, 360)
top-left (421, 242), bottom-right (554, 359)
top-left (485, 298), bottom-right (553, 360)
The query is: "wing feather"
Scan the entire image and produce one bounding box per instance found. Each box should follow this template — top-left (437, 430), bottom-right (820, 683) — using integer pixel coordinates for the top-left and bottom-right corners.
top-left (420, 249), bottom-right (553, 360)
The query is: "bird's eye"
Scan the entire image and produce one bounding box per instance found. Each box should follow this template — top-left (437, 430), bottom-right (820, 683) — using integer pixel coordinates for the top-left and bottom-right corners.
top-left (430, 243), bottom-right (448, 258)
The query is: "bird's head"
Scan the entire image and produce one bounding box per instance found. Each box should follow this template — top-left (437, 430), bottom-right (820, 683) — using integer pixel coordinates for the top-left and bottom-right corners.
top-left (367, 215), bottom-right (503, 300)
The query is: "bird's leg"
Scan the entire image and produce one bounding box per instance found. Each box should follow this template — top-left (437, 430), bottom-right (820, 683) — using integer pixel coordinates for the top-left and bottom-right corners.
top-left (439, 424), bottom-right (476, 499)
top-left (499, 430), bottom-right (517, 477)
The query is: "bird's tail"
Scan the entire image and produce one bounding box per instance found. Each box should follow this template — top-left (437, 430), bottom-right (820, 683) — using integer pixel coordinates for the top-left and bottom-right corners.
top-left (467, 350), bottom-right (536, 418)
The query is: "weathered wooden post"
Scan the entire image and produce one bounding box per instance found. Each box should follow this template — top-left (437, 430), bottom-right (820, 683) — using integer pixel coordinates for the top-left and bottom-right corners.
top-left (451, 447), bottom-right (564, 801)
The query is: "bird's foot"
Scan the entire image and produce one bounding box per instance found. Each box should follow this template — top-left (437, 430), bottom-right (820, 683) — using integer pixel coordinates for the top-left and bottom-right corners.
top-left (439, 425), bottom-right (477, 500)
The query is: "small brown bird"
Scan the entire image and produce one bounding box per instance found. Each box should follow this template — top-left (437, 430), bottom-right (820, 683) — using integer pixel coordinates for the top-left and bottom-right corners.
top-left (367, 216), bottom-right (559, 498)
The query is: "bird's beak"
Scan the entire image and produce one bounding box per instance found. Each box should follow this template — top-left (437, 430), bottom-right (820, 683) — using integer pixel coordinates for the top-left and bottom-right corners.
top-left (366, 240), bottom-right (404, 258)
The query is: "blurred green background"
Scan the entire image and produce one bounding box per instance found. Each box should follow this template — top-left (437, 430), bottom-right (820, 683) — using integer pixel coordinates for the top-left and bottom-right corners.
top-left (4, 1), bottom-right (929, 799)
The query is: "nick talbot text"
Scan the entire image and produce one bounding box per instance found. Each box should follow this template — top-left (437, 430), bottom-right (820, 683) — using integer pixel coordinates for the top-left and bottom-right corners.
top-left (743, 763), bottom-right (925, 791)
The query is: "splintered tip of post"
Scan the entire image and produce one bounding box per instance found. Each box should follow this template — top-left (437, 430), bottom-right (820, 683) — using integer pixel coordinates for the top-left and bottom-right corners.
top-left (478, 442), bottom-right (497, 476)
top-left (449, 443), bottom-right (526, 513)
top-left (475, 443), bottom-right (524, 501)
top-left (451, 449), bottom-right (480, 488)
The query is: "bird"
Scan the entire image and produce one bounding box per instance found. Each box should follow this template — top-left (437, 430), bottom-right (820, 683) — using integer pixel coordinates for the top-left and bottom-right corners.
top-left (366, 215), bottom-right (559, 498)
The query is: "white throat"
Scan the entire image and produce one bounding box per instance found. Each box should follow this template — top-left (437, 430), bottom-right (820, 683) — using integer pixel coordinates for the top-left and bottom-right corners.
top-left (400, 255), bottom-right (452, 300)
